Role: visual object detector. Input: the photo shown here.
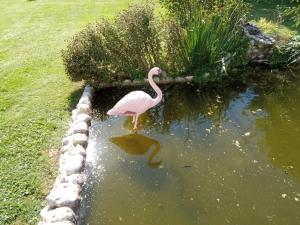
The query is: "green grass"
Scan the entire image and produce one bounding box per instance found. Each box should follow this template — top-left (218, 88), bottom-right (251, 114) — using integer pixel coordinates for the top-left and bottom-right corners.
top-left (246, 0), bottom-right (295, 27)
top-left (0, 0), bottom-right (136, 224)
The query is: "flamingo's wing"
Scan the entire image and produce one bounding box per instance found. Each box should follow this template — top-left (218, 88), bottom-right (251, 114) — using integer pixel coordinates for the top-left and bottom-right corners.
top-left (107, 91), bottom-right (153, 115)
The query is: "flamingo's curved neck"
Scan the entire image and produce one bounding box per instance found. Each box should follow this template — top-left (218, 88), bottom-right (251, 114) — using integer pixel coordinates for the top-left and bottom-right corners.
top-left (148, 72), bottom-right (162, 107)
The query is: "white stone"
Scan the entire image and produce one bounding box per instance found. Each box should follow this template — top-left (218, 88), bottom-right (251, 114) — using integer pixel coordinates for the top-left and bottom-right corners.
top-left (84, 85), bottom-right (94, 96)
top-left (63, 144), bottom-right (86, 157)
top-left (61, 143), bottom-right (74, 154)
top-left (71, 109), bottom-right (79, 117)
top-left (77, 96), bottom-right (91, 108)
top-left (59, 154), bottom-right (84, 175)
top-left (46, 183), bottom-right (81, 210)
top-left (77, 104), bottom-right (91, 115)
top-left (62, 136), bottom-right (73, 146)
top-left (40, 206), bottom-right (76, 223)
top-left (73, 133), bottom-right (88, 146)
top-left (58, 174), bottom-right (86, 185)
top-left (73, 113), bottom-right (91, 125)
top-left (39, 221), bottom-right (75, 225)
top-left (73, 122), bottom-right (88, 134)
top-left (81, 90), bottom-right (92, 100)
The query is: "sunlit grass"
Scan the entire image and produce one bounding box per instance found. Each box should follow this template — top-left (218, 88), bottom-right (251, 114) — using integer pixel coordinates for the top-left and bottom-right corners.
top-left (252, 17), bottom-right (295, 43)
top-left (0, 0), bottom-right (136, 224)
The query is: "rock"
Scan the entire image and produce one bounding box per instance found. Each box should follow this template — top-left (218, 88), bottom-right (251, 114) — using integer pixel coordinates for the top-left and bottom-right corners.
top-left (77, 104), bottom-right (91, 115)
top-left (73, 133), bottom-right (88, 146)
top-left (242, 22), bottom-right (275, 64)
top-left (73, 122), bottom-right (88, 134)
top-left (59, 154), bottom-right (84, 175)
top-left (46, 183), bottom-right (81, 210)
top-left (63, 144), bottom-right (86, 157)
top-left (73, 113), bottom-right (92, 126)
top-left (61, 143), bottom-right (74, 154)
top-left (73, 113), bottom-right (91, 125)
top-left (62, 136), bottom-right (73, 146)
top-left (40, 206), bottom-right (76, 223)
top-left (77, 96), bottom-right (91, 108)
top-left (84, 84), bottom-right (94, 96)
top-left (58, 174), bottom-right (86, 186)
top-left (39, 221), bottom-right (75, 225)
top-left (71, 109), bottom-right (79, 117)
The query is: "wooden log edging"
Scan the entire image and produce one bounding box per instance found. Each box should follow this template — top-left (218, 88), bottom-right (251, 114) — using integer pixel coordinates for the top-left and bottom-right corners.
top-left (95, 76), bottom-right (194, 88)
top-left (38, 85), bottom-right (94, 225)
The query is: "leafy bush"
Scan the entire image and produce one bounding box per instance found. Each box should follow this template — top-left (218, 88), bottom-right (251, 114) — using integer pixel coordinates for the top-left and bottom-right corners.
top-left (62, 4), bottom-right (162, 83)
top-left (271, 35), bottom-right (300, 66)
top-left (285, 0), bottom-right (300, 27)
top-left (63, 1), bottom-right (250, 84)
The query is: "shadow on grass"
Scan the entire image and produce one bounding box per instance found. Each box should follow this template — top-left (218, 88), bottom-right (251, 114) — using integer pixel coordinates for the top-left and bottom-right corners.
top-left (67, 86), bottom-right (85, 112)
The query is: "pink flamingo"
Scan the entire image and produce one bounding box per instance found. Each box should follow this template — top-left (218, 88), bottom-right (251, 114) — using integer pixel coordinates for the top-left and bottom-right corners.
top-left (107, 67), bottom-right (163, 130)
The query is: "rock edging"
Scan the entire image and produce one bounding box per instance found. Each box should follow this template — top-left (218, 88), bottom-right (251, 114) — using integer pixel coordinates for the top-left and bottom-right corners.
top-left (38, 85), bottom-right (94, 225)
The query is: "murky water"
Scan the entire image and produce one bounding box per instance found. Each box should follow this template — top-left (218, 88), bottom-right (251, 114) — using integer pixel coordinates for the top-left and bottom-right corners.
top-left (80, 79), bottom-right (300, 225)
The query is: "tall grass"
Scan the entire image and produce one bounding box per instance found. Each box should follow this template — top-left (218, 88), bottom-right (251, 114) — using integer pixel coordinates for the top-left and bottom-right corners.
top-left (162, 0), bottom-right (249, 81)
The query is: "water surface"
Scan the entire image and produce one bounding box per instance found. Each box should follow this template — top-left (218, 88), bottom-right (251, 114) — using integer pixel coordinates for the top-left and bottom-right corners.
top-left (80, 80), bottom-right (300, 225)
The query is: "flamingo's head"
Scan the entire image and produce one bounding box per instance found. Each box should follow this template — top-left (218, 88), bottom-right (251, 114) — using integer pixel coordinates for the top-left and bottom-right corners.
top-left (149, 67), bottom-right (163, 76)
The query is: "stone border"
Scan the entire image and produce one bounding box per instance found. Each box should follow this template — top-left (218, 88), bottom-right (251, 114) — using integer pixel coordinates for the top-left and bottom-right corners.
top-left (38, 85), bottom-right (94, 225)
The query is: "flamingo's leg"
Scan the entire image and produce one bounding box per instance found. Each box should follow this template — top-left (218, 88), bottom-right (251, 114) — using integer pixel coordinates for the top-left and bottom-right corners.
top-left (133, 114), bottom-right (139, 130)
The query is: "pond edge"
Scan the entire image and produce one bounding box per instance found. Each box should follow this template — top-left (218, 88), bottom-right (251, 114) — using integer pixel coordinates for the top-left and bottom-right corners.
top-left (38, 85), bottom-right (94, 225)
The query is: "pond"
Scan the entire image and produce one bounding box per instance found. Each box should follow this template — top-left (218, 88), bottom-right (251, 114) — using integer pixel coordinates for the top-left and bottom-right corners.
top-left (80, 78), bottom-right (300, 225)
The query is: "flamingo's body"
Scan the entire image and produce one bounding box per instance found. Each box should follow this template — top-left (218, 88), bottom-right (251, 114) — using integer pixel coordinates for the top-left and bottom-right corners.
top-left (107, 67), bottom-right (163, 130)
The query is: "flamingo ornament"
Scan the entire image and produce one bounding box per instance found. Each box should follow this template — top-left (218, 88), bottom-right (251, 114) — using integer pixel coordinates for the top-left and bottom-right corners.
top-left (107, 67), bottom-right (163, 130)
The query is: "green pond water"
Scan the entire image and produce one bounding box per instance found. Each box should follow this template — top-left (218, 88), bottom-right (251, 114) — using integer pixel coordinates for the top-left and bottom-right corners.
top-left (80, 79), bottom-right (300, 225)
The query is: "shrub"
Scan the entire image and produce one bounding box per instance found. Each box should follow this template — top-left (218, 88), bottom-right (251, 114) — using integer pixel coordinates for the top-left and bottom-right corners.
top-left (62, 3), bottom-right (162, 83)
top-left (285, 0), bottom-right (300, 28)
top-left (271, 35), bottom-right (300, 66)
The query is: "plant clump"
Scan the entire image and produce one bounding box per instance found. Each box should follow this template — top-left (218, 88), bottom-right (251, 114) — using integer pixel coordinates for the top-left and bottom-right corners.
top-left (62, 4), bottom-right (162, 83)
top-left (62, 1), bottom-right (250, 84)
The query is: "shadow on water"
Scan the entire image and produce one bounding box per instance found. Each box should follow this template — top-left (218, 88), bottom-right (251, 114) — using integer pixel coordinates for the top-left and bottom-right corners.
top-left (248, 82), bottom-right (300, 180)
top-left (110, 133), bottom-right (162, 168)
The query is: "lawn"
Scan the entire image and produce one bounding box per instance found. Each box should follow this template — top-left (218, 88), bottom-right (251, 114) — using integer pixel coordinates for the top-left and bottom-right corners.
top-left (0, 0), bottom-right (298, 224)
top-left (0, 0), bottom-right (135, 224)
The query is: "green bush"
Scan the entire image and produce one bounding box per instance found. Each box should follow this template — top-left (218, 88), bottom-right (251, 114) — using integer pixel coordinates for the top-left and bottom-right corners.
top-left (62, 3), bottom-right (162, 83)
top-left (63, 1), bottom-right (250, 84)
top-left (285, 0), bottom-right (300, 28)
top-left (271, 35), bottom-right (300, 66)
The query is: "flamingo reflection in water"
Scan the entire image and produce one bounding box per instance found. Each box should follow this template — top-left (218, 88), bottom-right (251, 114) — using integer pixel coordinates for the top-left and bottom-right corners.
top-left (110, 133), bottom-right (162, 168)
